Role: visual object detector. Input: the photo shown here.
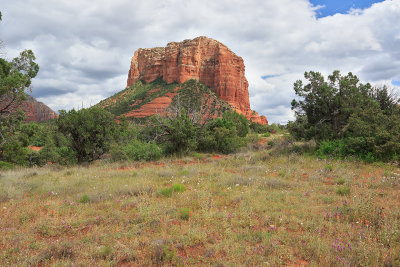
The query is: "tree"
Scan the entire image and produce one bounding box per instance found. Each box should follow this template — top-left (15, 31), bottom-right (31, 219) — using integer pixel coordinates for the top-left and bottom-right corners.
top-left (290, 70), bottom-right (400, 162)
top-left (0, 50), bottom-right (39, 116)
top-left (146, 108), bottom-right (198, 154)
top-left (222, 111), bottom-right (249, 137)
top-left (0, 12), bottom-right (40, 164)
top-left (290, 71), bottom-right (374, 141)
top-left (57, 107), bottom-right (117, 163)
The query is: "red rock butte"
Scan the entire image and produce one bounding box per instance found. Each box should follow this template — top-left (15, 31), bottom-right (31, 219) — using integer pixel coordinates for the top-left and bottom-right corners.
top-left (127, 36), bottom-right (267, 124)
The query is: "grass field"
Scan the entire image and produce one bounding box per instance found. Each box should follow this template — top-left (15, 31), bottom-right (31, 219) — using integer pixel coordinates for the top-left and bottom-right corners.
top-left (1, 138), bottom-right (400, 266)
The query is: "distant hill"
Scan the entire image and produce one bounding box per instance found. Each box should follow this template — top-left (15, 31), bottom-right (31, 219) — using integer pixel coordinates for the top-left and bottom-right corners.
top-left (22, 95), bottom-right (58, 122)
top-left (0, 94), bottom-right (58, 122)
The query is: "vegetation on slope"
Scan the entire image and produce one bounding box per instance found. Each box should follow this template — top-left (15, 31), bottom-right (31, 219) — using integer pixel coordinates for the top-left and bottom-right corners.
top-left (97, 78), bottom-right (232, 120)
top-left (98, 78), bottom-right (179, 117)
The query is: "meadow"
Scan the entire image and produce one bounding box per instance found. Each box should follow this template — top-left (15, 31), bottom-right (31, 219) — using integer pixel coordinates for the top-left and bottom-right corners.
top-left (1, 136), bottom-right (400, 266)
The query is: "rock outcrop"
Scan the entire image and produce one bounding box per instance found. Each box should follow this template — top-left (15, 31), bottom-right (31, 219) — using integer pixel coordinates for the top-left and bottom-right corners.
top-left (22, 95), bottom-right (58, 122)
top-left (0, 95), bottom-right (58, 122)
top-left (127, 36), bottom-right (267, 124)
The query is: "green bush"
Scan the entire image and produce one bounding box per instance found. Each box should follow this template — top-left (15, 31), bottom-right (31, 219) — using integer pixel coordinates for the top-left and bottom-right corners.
top-left (336, 178), bottom-right (346, 185)
top-left (324, 164), bottom-right (333, 171)
top-left (192, 152), bottom-right (204, 160)
top-left (266, 123), bottom-right (281, 134)
top-left (179, 208), bottom-right (191, 220)
top-left (79, 194), bottom-right (90, 203)
top-left (222, 111), bottom-right (249, 137)
top-left (336, 186), bottom-right (350, 196)
top-left (172, 184), bottom-right (186, 192)
top-left (160, 188), bottom-right (173, 197)
top-left (98, 245), bottom-right (112, 259)
top-left (110, 140), bottom-right (162, 162)
top-left (267, 140), bottom-right (275, 146)
top-left (57, 107), bottom-right (117, 163)
top-left (0, 160), bottom-right (14, 170)
top-left (290, 71), bottom-right (400, 163)
top-left (249, 122), bottom-right (269, 134)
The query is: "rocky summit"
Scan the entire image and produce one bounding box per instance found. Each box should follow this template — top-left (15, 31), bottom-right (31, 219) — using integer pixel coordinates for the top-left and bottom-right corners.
top-left (105, 36), bottom-right (267, 124)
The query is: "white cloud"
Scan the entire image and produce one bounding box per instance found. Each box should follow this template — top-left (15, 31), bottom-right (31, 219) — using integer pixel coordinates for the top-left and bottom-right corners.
top-left (1, 0), bottom-right (399, 123)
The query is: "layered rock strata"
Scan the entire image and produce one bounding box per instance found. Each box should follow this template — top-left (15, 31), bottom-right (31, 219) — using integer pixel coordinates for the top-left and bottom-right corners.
top-left (127, 36), bottom-right (267, 124)
top-left (0, 95), bottom-right (58, 122)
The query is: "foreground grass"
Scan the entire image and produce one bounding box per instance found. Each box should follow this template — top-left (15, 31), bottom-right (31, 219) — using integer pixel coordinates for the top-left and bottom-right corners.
top-left (1, 144), bottom-right (400, 266)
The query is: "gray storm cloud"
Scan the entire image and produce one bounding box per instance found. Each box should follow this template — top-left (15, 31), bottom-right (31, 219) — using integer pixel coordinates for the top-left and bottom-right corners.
top-left (1, 0), bottom-right (399, 122)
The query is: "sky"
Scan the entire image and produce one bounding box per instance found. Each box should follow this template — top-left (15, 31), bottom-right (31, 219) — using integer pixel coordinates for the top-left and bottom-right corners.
top-left (1, 0), bottom-right (399, 123)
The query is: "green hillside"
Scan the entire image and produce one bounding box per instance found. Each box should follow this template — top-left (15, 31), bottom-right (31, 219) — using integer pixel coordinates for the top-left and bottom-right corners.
top-left (97, 78), bottom-right (232, 120)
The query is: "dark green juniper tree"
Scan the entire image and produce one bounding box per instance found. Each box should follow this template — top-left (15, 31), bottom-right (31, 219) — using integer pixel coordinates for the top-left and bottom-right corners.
top-left (290, 70), bottom-right (400, 161)
top-left (57, 107), bottom-right (117, 163)
top-left (0, 11), bottom-right (40, 163)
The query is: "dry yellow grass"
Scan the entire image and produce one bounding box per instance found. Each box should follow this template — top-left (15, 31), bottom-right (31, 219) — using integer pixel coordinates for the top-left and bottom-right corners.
top-left (1, 142), bottom-right (400, 266)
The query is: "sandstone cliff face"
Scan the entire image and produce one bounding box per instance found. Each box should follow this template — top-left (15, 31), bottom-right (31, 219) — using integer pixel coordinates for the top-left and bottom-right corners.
top-left (127, 36), bottom-right (267, 124)
top-left (0, 95), bottom-right (58, 122)
top-left (22, 96), bottom-right (58, 122)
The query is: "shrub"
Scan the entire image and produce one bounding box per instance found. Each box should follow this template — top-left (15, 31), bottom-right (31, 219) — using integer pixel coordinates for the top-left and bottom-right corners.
top-left (160, 188), bottom-right (173, 197)
top-left (98, 245), bottom-right (112, 259)
top-left (110, 140), bottom-right (162, 161)
top-left (268, 140), bottom-right (275, 146)
top-left (336, 178), bottom-right (346, 185)
top-left (249, 122), bottom-right (269, 134)
top-left (179, 208), bottom-right (191, 220)
top-left (336, 186), bottom-right (350, 196)
top-left (79, 194), bottom-right (90, 203)
top-left (290, 71), bottom-right (400, 163)
top-left (324, 164), bottom-right (333, 171)
top-left (266, 123), bottom-right (281, 134)
top-left (172, 184), bottom-right (186, 192)
top-left (192, 152), bottom-right (204, 160)
top-left (57, 107), bottom-right (117, 163)
top-left (222, 111), bottom-right (249, 137)
top-left (0, 160), bottom-right (14, 170)
top-left (198, 124), bottom-right (243, 154)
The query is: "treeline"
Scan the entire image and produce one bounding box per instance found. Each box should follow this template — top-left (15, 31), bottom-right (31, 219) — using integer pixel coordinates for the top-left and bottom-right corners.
top-left (0, 106), bottom-right (278, 168)
top-left (290, 70), bottom-right (400, 162)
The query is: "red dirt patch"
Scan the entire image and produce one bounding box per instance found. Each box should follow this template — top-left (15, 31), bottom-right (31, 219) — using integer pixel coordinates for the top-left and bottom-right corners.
top-left (323, 177), bottom-right (334, 185)
top-left (212, 154), bottom-right (226, 159)
top-left (28, 146), bottom-right (42, 151)
top-left (258, 138), bottom-right (268, 145)
top-left (174, 160), bottom-right (197, 166)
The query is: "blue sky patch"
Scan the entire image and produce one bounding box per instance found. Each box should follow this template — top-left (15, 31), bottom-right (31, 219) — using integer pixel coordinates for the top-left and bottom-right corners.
top-left (262, 75), bottom-right (279, 80)
top-left (392, 80), bottom-right (400, 87)
top-left (310, 0), bottom-right (385, 18)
